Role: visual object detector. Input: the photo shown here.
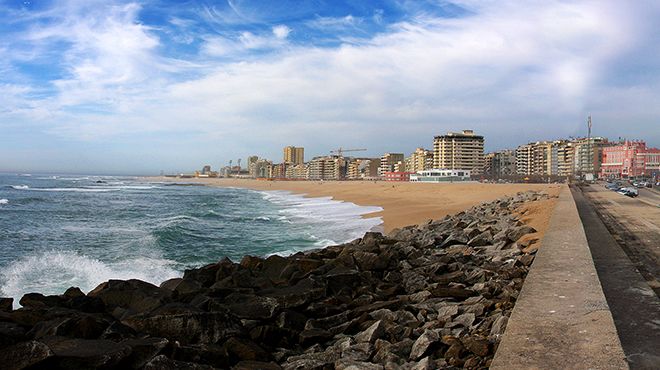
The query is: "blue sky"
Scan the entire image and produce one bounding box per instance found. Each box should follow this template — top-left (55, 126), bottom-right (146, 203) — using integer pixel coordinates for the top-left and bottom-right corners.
top-left (1, 0), bottom-right (659, 175)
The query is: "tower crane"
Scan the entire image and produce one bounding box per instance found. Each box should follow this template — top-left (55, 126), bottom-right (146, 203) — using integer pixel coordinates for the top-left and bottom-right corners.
top-left (330, 148), bottom-right (367, 157)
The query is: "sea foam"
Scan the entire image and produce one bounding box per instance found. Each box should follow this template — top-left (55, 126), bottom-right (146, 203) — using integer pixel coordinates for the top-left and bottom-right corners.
top-left (0, 199), bottom-right (8, 205)
top-left (0, 250), bottom-right (180, 308)
top-left (260, 190), bottom-right (383, 252)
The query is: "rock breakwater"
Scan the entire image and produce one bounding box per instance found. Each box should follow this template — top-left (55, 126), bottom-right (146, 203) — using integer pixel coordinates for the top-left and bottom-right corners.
top-left (0, 191), bottom-right (552, 370)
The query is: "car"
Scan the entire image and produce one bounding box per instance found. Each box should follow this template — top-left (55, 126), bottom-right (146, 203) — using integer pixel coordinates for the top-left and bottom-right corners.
top-left (606, 183), bottom-right (621, 191)
top-left (617, 187), bottom-right (638, 197)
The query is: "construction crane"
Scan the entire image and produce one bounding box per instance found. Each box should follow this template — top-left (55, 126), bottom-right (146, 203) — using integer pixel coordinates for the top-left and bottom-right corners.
top-left (330, 147), bottom-right (367, 157)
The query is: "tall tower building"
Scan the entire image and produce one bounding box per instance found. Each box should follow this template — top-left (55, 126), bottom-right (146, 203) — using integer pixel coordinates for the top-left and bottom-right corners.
top-left (433, 130), bottom-right (484, 174)
top-left (283, 146), bottom-right (305, 165)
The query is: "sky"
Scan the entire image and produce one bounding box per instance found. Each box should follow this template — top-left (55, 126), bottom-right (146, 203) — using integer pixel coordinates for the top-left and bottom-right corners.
top-left (1, 0), bottom-right (659, 175)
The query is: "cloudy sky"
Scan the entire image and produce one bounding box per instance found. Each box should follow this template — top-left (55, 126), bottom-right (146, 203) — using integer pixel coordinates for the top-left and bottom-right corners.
top-left (1, 0), bottom-right (658, 174)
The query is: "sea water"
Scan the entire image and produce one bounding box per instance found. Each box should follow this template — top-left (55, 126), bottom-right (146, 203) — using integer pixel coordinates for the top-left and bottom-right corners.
top-left (0, 173), bottom-right (382, 303)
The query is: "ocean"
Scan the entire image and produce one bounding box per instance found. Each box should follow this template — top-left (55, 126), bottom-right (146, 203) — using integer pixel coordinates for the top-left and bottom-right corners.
top-left (0, 173), bottom-right (382, 304)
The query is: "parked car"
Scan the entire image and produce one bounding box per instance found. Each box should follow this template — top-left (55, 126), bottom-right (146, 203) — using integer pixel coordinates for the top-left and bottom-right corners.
top-left (606, 183), bottom-right (621, 191)
top-left (617, 187), bottom-right (638, 197)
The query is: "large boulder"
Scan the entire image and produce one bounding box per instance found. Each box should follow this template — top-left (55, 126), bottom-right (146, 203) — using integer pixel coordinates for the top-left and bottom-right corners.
top-left (88, 279), bottom-right (171, 315)
top-left (122, 312), bottom-right (244, 345)
top-left (0, 340), bottom-right (53, 370)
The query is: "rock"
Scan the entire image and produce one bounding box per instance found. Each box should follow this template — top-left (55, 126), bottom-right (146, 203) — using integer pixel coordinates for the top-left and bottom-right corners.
top-left (461, 335), bottom-right (490, 356)
top-left (63, 287), bottom-right (85, 299)
top-left (224, 337), bottom-right (269, 362)
top-left (19, 293), bottom-right (63, 308)
top-left (430, 286), bottom-right (476, 299)
top-left (122, 312), bottom-right (244, 345)
top-left (341, 342), bottom-right (373, 362)
top-left (467, 231), bottom-right (492, 247)
top-left (144, 355), bottom-right (218, 370)
top-left (120, 337), bottom-right (169, 368)
top-left (299, 328), bottom-right (333, 346)
top-left (263, 278), bottom-right (326, 309)
top-left (355, 320), bottom-right (385, 344)
top-left (88, 279), bottom-right (171, 314)
top-left (506, 225), bottom-right (537, 242)
top-left (353, 251), bottom-right (388, 271)
top-left (410, 356), bottom-right (433, 370)
top-left (42, 336), bottom-right (131, 369)
top-left (233, 360), bottom-right (282, 370)
top-left (0, 298), bottom-right (13, 312)
top-left (224, 293), bottom-right (280, 320)
top-left (277, 310), bottom-right (308, 331)
top-left (0, 340), bottom-right (53, 370)
top-left (335, 358), bottom-right (384, 370)
top-left (161, 278), bottom-right (203, 296)
top-left (409, 329), bottom-right (439, 360)
top-left (490, 315), bottom-right (508, 337)
top-left (440, 232), bottom-right (468, 247)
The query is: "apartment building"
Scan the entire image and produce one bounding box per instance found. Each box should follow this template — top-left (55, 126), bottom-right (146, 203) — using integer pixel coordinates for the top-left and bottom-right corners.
top-left (347, 158), bottom-right (380, 179)
top-left (283, 146), bottom-right (305, 165)
top-left (405, 148), bottom-right (433, 173)
top-left (285, 164), bottom-right (308, 179)
top-left (380, 153), bottom-right (404, 176)
top-left (484, 150), bottom-right (516, 178)
top-left (433, 130), bottom-right (484, 174)
top-left (308, 156), bottom-right (346, 180)
top-left (573, 137), bottom-right (609, 176)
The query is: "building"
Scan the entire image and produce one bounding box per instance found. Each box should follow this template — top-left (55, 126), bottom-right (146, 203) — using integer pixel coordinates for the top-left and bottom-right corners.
top-left (347, 158), bottom-right (380, 179)
top-left (405, 148), bottom-right (434, 173)
top-left (484, 150), bottom-right (516, 178)
top-left (285, 164), bottom-right (308, 179)
top-left (308, 156), bottom-right (346, 180)
top-left (201, 165), bottom-right (212, 174)
top-left (515, 140), bottom-right (569, 177)
top-left (253, 159), bottom-right (272, 178)
top-left (380, 153), bottom-right (404, 176)
top-left (433, 130), bottom-right (484, 175)
top-left (572, 137), bottom-right (609, 177)
top-left (283, 146), bottom-right (305, 165)
top-left (384, 172), bottom-right (415, 182)
top-left (410, 169), bottom-right (472, 182)
top-left (556, 141), bottom-right (575, 177)
top-left (601, 140), bottom-right (660, 179)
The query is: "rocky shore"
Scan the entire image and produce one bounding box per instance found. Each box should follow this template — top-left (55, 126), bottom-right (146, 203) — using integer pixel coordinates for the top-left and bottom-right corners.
top-left (0, 191), bottom-right (551, 370)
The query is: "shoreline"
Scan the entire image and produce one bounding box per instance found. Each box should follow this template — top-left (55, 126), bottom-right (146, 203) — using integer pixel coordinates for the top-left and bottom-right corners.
top-left (149, 177), bottom-right (561, 244)
top-left (0, 190), bottom-right (553, 369)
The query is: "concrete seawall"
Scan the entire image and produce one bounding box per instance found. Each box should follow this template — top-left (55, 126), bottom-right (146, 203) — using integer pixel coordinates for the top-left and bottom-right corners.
top-left (491, 186), bottom-right (628, 369)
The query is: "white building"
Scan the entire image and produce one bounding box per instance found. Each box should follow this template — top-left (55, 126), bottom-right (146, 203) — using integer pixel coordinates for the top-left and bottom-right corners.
top-left (410, 169), bottom-right (472, 182)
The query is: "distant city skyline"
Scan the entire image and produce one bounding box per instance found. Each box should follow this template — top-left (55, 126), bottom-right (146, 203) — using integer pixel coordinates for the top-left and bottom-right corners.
top-left (1, 0), bottom-right (659, 175)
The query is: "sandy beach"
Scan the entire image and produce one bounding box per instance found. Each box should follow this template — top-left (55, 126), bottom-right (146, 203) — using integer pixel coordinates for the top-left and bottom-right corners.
top-left (152, 177), bottom-right (561, 243)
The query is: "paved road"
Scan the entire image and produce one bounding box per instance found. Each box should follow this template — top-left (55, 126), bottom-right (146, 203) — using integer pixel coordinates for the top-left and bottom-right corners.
top-left (572, 186), bottom-right (660, 369)
top-left (584, 184), bottom-right (660, 292)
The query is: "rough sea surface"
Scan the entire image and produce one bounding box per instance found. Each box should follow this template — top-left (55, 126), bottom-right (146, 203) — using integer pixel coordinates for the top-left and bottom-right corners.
top-left (0, 173), bottom-right (382, 303)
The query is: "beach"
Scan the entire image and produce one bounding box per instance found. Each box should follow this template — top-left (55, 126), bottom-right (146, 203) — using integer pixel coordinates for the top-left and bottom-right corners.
top-left (152, 177), bottom-right (562, 244)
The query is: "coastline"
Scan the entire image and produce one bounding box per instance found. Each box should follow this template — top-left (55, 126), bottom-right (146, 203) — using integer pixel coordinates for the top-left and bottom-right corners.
top-left (149, 177), bottom-right (561, 245)
top-left (0, 190), bottom-right (554, 369)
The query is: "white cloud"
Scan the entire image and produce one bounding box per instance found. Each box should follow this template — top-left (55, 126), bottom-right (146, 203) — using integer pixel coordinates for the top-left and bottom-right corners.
top-left (3, 0), bottom-right (660, 158)
top-left (272, 25), bottom-right (291, 39)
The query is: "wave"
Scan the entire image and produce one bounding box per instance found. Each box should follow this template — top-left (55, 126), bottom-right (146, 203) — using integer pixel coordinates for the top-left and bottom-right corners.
top-left (0, 250), bottom-right (180, 308)
top-left (260, 190), bottom-right (384, 247)
top-left (11, 185), bottom-right (29, 190)
top-left (0, 199), bottom-right (8, 205)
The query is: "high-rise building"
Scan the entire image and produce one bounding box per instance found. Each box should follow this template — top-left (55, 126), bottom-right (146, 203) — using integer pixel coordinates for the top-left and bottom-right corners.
top-left (556, 141), bottom-right (575, 177)
top-left (484, 150), bottom-right (516, 178)
top-left (283, 146), bottom-right (305, 165)
top-left (380, 153), bottom-right (404, 176)
top-left (247, 156), bottom-right (259, 178)
top-left (572, 137), bottom-right (609, 176)
top-left (433, 130), bottom-right (484, 174)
